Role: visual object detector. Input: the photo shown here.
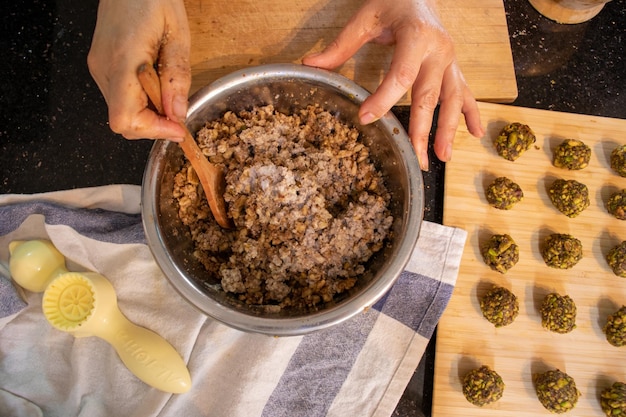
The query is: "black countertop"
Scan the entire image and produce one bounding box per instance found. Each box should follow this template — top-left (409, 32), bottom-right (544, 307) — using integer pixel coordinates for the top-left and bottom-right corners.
top-left (1, 0), bottom-right (624, 415)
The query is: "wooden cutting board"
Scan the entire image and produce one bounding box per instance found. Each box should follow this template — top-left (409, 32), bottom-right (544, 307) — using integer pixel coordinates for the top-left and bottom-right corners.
top-left (434, 102), bottom-right (626, 416)
top-left (185, 0), bottom-right (517, 103)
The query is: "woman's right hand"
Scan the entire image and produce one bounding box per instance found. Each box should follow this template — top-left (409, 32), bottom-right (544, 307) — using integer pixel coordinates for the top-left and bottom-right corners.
top-left (87, 0), bottom-right (192, 141)
top-left (303, 0), bottom-right (484, 171)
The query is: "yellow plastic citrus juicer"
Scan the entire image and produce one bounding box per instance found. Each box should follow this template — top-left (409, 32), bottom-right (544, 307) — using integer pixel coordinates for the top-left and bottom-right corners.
top-left (8, 239), bottom-right (192, 394)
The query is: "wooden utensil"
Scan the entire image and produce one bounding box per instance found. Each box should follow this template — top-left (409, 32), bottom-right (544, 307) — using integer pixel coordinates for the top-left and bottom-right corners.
top-left (137, 63), bottom-right (232, 229)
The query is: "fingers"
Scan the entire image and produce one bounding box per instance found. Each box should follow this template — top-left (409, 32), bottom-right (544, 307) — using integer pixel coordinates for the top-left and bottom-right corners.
top-left (158, 0), bottom-right (192, 123)
top-left (302, 37), bottom-right (363, 71)
top-left (431, 63), bottom-right (483, 168)
top-left (461, 93), bottom-right (484, 139)
top-left (302, 8), bottom-right (373, 70)
top-left (106, 68), bottom-right (186, 140)
top-left (87, 0), bottom-right (190, 141)
top-left (405, 40), bottom-right (447, 171)
top-left (301, 0), bottom-right (482, 172)
top-left (360, 30), bottom-right (427, 125)
top-left (431, 65), bottom-right (465, 166)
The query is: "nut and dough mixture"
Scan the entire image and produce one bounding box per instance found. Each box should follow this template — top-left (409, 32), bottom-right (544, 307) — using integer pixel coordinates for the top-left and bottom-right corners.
top-left (462, 365), bottom-right (505, 407)
top-left (494, 122), bottom-right (536, 161)
top-left (540, 293), bottom-right (577, 334)
top-left (541, 233), bottom-right (583, 269)
top-left (479, 285), bottom-right (519, 327)
top-left (173, 105), bottom-right (393, 309)
top-left (533, 369), bottom-right (581, 413)
top-left (485, 176), bottom-right (524, 210)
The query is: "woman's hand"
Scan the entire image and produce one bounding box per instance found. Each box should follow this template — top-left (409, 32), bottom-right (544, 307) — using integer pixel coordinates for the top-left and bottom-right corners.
top-left (87, 0), bottom-right (191, 141)
top-left (303, 0), bottom-right (484, 170)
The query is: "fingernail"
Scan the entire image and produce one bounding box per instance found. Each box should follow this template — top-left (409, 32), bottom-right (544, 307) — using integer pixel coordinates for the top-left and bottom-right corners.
top-left (419, 151), bottom-right (429, 172)
top-left (443, 142), bottom-right (452, 161)
top-left (165, 137), bottom-right (184, 143)
top-left (360, 112), bottom-right (378, 125)
top-left (173, 95), bottom-right (188, 122)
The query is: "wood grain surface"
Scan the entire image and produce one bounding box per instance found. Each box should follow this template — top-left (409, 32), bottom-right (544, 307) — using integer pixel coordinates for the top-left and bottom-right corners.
top-left (433, 101), bottom-right (626, 416)
top-left (185, 0), bottom-right (517, 103)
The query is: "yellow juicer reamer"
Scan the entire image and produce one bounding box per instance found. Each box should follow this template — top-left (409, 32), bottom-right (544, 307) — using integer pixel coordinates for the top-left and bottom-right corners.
top-left (8, 239), bottom-right (192, 394)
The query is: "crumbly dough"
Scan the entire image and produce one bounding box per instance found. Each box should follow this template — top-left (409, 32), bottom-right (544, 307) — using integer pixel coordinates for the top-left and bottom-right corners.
top-left (172, 105), bottom-right (393, 309)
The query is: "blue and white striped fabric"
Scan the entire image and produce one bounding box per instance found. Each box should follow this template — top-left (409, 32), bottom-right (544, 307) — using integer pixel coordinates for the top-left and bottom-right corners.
top-left (0, 185), bottom-right (466, 417)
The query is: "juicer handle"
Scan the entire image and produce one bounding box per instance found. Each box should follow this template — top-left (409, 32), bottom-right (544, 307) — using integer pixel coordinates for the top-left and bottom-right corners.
top-left (102, 314), bottom-right (192, 394)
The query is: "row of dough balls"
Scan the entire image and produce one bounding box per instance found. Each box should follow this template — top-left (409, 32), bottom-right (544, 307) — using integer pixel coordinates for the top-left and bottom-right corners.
top-left (494, 122), bottom-right (626, 178)
top-left (462, 364), bottom-right (625, 415)
top-left (478, 285), bottom-right (625, 345)
top-left (485, 175), bottom-right (626, 219)
top-left (481, 233), bottom-right (626, 278)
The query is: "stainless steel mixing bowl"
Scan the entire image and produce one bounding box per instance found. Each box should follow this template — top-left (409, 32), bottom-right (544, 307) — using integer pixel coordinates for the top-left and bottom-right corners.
top-left (141, 64), bottom-right (423, 336)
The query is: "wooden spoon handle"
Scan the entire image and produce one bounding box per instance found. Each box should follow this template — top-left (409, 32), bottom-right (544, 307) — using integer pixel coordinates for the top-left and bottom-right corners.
top-left (137, 63), bottom-right (232, 229)
top-left (137, 63), bottom-right (164, 115)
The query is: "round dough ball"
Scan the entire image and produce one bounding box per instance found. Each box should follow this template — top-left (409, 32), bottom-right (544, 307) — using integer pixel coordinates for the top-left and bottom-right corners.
top-left (541, 233), bottom-right (583, 269)
top-left (604, 306), bottom-right (626, 347)
top-left (607, 241), bottom-right (626, 278)
top-left (480, 285), bottom-right (519, 327)
top-left (548, 178), bottom-right (590, 218)
top-left (481, 234), bottom-right (519, 274)
top-left (611, 145), bottom-right (626, 177)
top-left (607, 189), bottom-right (626, 220)
top-left (486, 177), bottom-right (524, 210)
top-left (600, 381), bottom-right (626, 417)
top-left (495, 122), bottom-right (536, 161)
top-left (553, 139), bottom-right (591, 170)
top-left (462, 365), bottom-right (505, 406)
top-left (540, 293), bottom-right (577, 334)
top-left (533, 369), bottom-right (580, 414)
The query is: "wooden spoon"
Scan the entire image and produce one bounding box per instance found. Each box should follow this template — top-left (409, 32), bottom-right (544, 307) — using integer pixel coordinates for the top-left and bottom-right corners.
top-left (137, 63), bottom-right (232, 229)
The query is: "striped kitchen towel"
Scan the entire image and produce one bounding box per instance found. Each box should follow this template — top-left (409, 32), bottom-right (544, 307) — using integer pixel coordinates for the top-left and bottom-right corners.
top-left (0, 185), bottom-right (466, 417)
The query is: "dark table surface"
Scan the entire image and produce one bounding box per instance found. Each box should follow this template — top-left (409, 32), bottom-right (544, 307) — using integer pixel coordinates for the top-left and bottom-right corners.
top-left (1, 0), bottom-right (624, 415)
